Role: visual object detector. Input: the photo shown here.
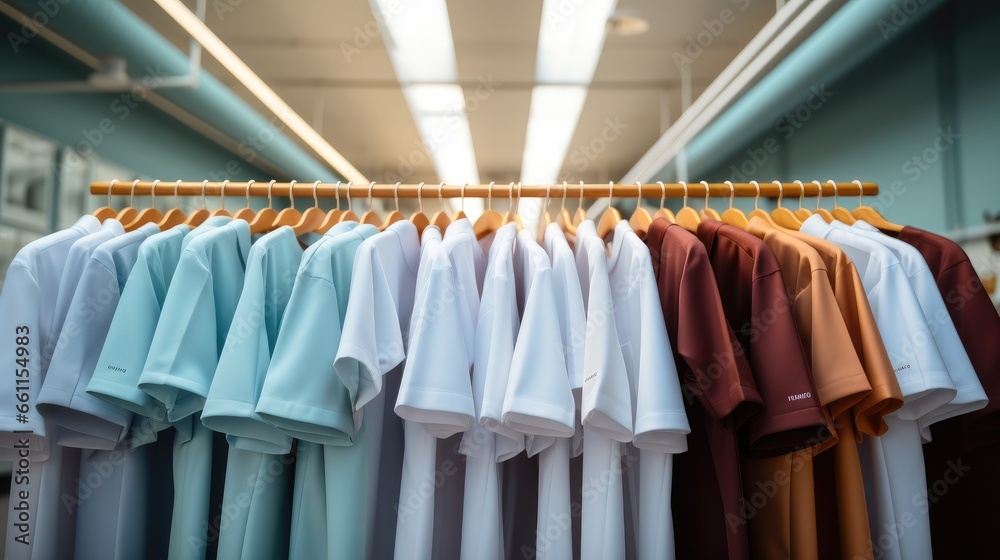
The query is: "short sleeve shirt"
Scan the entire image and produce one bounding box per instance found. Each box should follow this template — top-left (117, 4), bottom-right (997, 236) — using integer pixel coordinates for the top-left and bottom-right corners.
top-left (202, 227), bottom-right (303, 454)
top-left (138, 220), bottom-right (252, 421)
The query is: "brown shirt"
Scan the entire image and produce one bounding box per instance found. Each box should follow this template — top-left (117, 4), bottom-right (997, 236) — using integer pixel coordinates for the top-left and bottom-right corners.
top-left (647, 218), bottom-right (764, 560)
top-left (891, 226), bottom-right (1000, 559)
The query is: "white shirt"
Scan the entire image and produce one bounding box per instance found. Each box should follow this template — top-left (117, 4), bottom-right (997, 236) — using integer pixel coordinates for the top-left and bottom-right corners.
top-left (575, 220), bottom-right (632, 560)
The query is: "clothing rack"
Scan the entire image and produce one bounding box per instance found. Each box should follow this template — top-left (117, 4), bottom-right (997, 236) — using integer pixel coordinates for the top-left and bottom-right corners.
top-left (89, 181), bottom-right (878, 200)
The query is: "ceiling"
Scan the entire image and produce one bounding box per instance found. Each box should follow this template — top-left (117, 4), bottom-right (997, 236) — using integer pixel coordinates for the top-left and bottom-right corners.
top-left (120, 0), bottom-right (777, 184)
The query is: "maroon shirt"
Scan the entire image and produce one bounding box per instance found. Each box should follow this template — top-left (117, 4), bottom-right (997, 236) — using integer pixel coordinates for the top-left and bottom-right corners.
top-left (647, 218), bottom-right (764, 560)
top-left (890, 226), bottom-right (1000, 559)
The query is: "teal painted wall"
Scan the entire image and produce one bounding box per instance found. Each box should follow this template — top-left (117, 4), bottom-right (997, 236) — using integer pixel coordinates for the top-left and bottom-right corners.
top-left (704, 1), bottom-right (1000, 234)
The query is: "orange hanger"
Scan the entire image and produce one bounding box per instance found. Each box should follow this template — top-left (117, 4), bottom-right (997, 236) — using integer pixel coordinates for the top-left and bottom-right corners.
top-left (270, 180), bottom-right (303, 230)
top-left (315, 181), bottom-right (345, 234)
top-left (208, 180), bottom-right (232, 218)
top-left (556, 181), bottom-right (579, 235)
top-left (360, 181), bottom-right (383, 228)
top-left (249, 180), bottom-right (279, 233)
top-left (771, 181), bottom-right (803, 230)
top-left (536, 183), bottom-right (553, 242)
top-left (572, 180), bottom-right (587, 226)
top-left (337, 181), bottom-right (360, 223)
top-left (629, 181), bottom-right (652, 238)
top-left (157, 180), bottom-right (188, 229)
top-left (674, 181), bottom-right (702, 232)
top-left (792, 180), bottom-right (813, 221)
top-left (652, 181), bottom-right (676, 223)
top-left (473, 181), bottom-right (503, 240)
top-left (115, 180), bottom-right (140, 225)
top-left (700, 181), bottom-right (722, 221)
top-left (452, 183), bottom-right (469, 221)
top-left (597, 182), bottom-right (623, 239)
top-left (811, 180), bottom-right (835, 223)
top-left (748, 180), bottom-right (779, 226)
top-left (829, 180), bottom-right (856, 224)
top-left (183, 180), bottom-right (210, 227)
top-left (379, 181), bottom-right (406, 231)
top-left (291, 180), bottom-right (326, 235)
top-left (720, 180), bottom-right (748, 228)
top-left (851, 179), bottom-right (902, 232)
top-left (93, 179), bottom-right (120, 221)
top-left (233, 179), bottom-right (257, 224)
top-left (409, 182), bottom-right (430, 234)
top-left (431, 182), bottom-right (452, 231)
top-left (124, 179), bottom-right (164, 231)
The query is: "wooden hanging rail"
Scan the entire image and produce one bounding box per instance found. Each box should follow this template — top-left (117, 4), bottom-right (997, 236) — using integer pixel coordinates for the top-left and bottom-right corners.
top-left (89, 181), bottom-right (877, 199)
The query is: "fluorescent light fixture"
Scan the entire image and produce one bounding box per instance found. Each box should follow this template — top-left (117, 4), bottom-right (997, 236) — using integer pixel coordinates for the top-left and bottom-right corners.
top-left (153, 0), bottom-right (367, 184)
top-left (372, 0), bottom-right (480, 186)
top-left (520, 86), bottom-right (587, 183)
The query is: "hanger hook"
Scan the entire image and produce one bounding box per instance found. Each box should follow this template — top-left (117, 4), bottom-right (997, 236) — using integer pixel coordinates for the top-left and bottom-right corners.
top-left (220, 179), bottom-right (229, 213)
top-left (201, 180), bottom-right (208, 210)
top-left (438, 182), bottom-right (446, 213)
top-left (334, 181), bottom-right (341, 211)
top-left (508, 181), bottom-right (515, 213)
top-left (516, 182), bottom-right (523, 214)
top-left (725, 180), bottom-right (735, 210)
top-left (287, 180), bottom-right (298, 213)
top-left (657, 181), bottom-right (666, 210)
top-left (794, 180), bottom-right (804, 211)
top-left (460, 183), bottom-right (467, 214)
top-left (579, 181), bottom-right (585, 211)
top-left (174, 179), bottom-right (182, 210)
top-left (544, 183), bottom-right (552, 214)
top-left (608, 181), bottom-right (614, 206)
top-left (245, 180), bottom-right (255, 210)
top-left (828, 180), bottom-right (838, 207)
top-left (313, 180), bottom-right (321, 209)
top-left (369, 181), bottom-right (376, 214)
top-left (488, 181), bottom-right (494, 211)
top-left (417, 182), bottom-right (424, 213)
top-left (150, 179), bottom-right (159, 209)
top-left (750, 180), bottom-right (760, 211)
top-left (635, 181), bottom-right (642, 211)
top-left (701, 181), bottom-right (711, 212)
top-left (130, 179), bottom-right (139, 208)
top-left (393, 182), bottom-right (401, 212)
top-left (853, 179), bottom-right (864, 208)
top-left (344, 181), bottom-right (352, 213)
top-left (812, 180), bottom-right (823, 210)
top-left (108, 179), bottom-right (117, 208)
top-left (680, 181), bottom-right (688, 208)
top-left (266, 180), bottom-right (275, 210)
top-left (560, 181), bottom-right (568, 212)
top-left (774, 181), bottom-right (784, 208)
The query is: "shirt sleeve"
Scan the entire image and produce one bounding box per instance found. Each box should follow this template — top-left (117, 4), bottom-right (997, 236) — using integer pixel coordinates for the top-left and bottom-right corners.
top-left (0, 263), bottom-right (48, 459)
top-left (138, 254), bottom-right (217, 422)
top-left (633, 264), bottom-right (690, 453)
top-left (255, 274), bottom-right (353, 445)
top-left (745, 269), bottom-right (828, 453)
top-left (87, 254), bottom-right (168, 421)
top-left (334, 248), bottom-right (404, 413)
top-left (476, 271), bottom-right (523, 461)
top-left (394, 258), bottom-right (476, 439)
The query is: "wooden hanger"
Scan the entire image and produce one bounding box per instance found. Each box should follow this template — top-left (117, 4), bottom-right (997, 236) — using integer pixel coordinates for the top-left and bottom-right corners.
top-left (556, 181), bottom-right (580, 235)
top-left (721, 180), bottom-right (748, 228)
top-left (628, 181), bottom-right (652, 238)
top-left (572, 180), bottom-right (588, 226)
top-left (700, 181), bottom-right (722, 221)
top-left (115, 180), bottom-right (140, 225)
top-left (232, 179), bottom-right (257, 224)
top-left (380, 182), bottom-right (406, 231)
top-left (597, 182), bottom-right (623, 239)
top-left (748, 180), bottom-right (779, 226)
top-left (208, 180), bottom-right (232, 218)
top-left (337, 181), bottom-right (360, 224)
top-left (537, 184), bottom-right (553, 242)
top-left (431, 182), bottom-right (452, 231)
top-left (269, 180), bottom-right (303, 230)
top-left (511, 183), bottom-right (524, 230)
top-left (771, 181), bottom-right (803, 230)
top-left (452, 183), bottom-right (468, 221)
top-left (183, 180), bottom-right (210, 227)
top-left (157, 180), bottom-right (188, 229)
top-left (674, 181), bottom-right (702, 232)
top-left (792, 180), bottom-right (814, 221)
top-left (810, 180), bottom-right (835, 223)
top-left (124, 179), bottom-right (164, 231)
top-left (850, 179), bottom-right (902, 232)
top-left (291, 180), bottom-right (327, 235)
top-left (473, 181), bottom-right (504, 239)
top-left (249, 180), bottom-right (279, 233)
top-left (829, 180), bottom-right (856, 224)
top-left (409, 182), bottom-right (430, 234)
top-left (360, 181), bottom-right (383, 228)
top-left (315, 182), bottom-right (345, 234)
top-left (93, 179), bottom-right (121, 221)
top-left (652, 181), bottom-right (676, 223)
